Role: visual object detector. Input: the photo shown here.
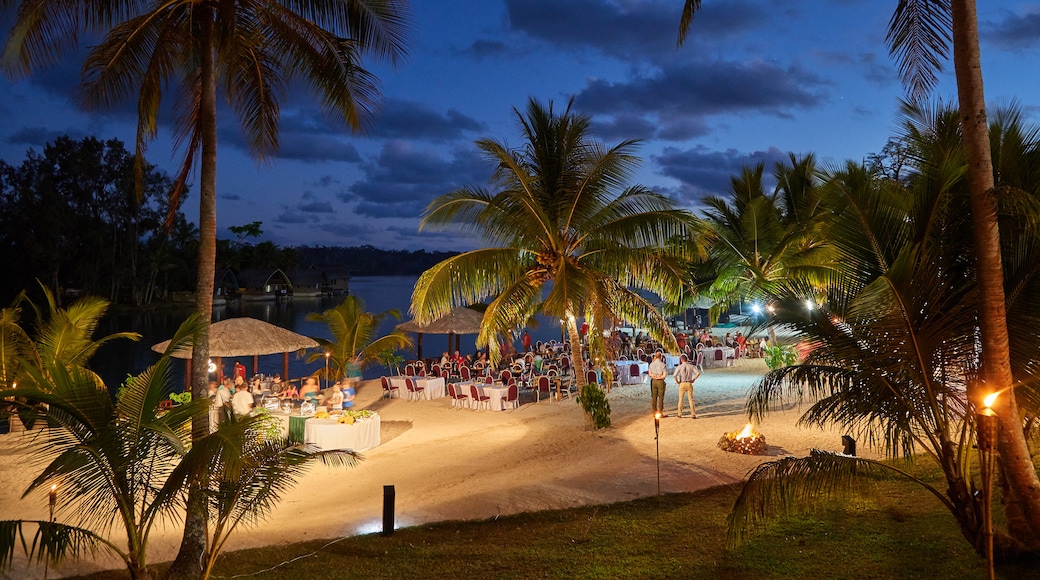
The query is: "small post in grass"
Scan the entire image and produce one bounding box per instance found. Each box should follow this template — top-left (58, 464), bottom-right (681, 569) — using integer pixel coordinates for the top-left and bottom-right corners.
top-left (382, 485), bottom-right (396, 537)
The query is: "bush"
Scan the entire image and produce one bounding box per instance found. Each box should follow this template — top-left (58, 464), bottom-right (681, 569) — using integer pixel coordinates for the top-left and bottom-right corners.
top-left (576, 383), bottom-right (611, 429)
top-left (763, 344), bottom-right (798, 370)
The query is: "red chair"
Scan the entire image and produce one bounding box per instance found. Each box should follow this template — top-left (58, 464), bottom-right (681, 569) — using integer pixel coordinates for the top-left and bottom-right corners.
top-left (431, 363), bottom-right (441, 376)
top-left (536, 375), bottom-right (552, 402)
top-left (502, 384), bottom-right (519, 410)
top-left (500, 370), bottom-right (512, 384)
top-left (459, 366), bottom-right (471, 381)
top-left (381, 376), bottom-right (400, 399)
top-left (404, 364), bottom-right (416, 376)
top-left (405, 377), bottom-right (425, 401)
top-left (469, 384), bottom-right (490, 410)
top-left (448, 383), bottom-right (469, 409)
top-left (714, 348), bottom-right (725, 366)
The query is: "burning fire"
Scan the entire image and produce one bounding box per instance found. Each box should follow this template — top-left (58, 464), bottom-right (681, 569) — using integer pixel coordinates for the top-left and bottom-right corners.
top-left (718, 422), bottom-right (768, 455)
top-left (736, 422), bottom-right (754, 439)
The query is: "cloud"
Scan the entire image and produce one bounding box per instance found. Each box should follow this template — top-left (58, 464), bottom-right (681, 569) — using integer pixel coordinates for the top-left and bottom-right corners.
top-left (221, 193), bottom-right (241, 201)
top-left (343, 140), bottom-right (490, 218)
top-left (368, 99), bottom-right (486, 141)
top-left (504, 0), bottom-right (765, 62)
top-left (653, 145), bottom-right (789, 203)
top-left (457, 39), bottom-right (512, 60)
top-left (575, 60), bottom-right (826, 140)
top-left (298, 201), bottom-right (336, 214)
top-left (983, 10), bottom-right (1040, 51)
top-left (275, 210), bottom-right (310, 224)
top-left (6, 126), bottom-right (87, 147)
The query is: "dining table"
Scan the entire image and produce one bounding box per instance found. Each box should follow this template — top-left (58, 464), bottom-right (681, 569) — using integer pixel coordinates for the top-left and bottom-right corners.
top-left (304, 413), bottom-right (381, 451)
top-left (388, 375), bottom-right (446, 400)
top-left (456, 381), bottom-right (511, 411)
top-left (611, 360), bottom-right (648, 384)
top-left (702, 347), bottom-right (736, 368)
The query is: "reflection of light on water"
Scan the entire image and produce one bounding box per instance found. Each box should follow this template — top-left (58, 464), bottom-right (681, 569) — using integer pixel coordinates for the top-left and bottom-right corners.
top-left (355, 517), bottom-right (412, 535)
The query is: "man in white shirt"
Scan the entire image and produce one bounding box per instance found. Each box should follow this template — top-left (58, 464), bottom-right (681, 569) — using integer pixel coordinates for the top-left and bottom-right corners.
top-left (648, 351), bottom-right (668, 415)
top-left (231, 386), bottom-right (254, 416)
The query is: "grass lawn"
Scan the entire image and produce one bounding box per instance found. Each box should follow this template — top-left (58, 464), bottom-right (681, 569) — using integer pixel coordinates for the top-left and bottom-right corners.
top-left (70, 460), bottom-right (1040, 580)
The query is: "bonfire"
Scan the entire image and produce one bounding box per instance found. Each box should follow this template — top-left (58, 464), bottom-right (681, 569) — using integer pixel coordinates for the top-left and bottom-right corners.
top-left (717, 422), bottom-right (768, 455)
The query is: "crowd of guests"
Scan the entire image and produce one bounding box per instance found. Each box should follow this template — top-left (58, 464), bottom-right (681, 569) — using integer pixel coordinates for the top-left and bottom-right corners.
top-left (206, 367), bottom-right (356, 432)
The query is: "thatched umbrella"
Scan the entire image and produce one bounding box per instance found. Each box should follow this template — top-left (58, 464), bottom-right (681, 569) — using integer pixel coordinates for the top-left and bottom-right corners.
top-left (152, 317), bottom-right (318, 385)
top-left (396, 307), bottom-right (485, 359)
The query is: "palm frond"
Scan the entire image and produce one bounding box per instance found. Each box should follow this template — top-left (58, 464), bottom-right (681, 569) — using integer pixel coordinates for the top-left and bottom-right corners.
top-left (727, 450), bottom-right (951, 546)
top-left (885, 0), bottom-right (952, 98)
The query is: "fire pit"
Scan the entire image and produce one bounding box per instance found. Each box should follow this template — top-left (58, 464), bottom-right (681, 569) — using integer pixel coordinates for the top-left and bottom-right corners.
top-left (718, 423), bottom-right (768, 455)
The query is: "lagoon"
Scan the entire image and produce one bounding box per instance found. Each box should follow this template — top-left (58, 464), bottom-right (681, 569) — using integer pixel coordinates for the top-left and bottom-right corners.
top-left (93, 275), bottom-right (568, 389)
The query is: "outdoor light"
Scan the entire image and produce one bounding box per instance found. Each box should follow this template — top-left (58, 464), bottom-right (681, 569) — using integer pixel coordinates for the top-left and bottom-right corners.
top-left (766, 304), bottom-right (776, 314)
top-left (750, 303), bottom-right (762, 314)
top-left (324, 352), bottom-right (331, 390)
top-left (207, 359), bottom-right (217, 374)
top-left (977, 391), bottom-right (999, 580)
top-left (805, 299), bottom-right (815, 311)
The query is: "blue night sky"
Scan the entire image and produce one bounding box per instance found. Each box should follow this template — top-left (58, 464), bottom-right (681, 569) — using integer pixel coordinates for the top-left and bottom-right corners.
top-left (1, 0), bottom-right (1038, 252)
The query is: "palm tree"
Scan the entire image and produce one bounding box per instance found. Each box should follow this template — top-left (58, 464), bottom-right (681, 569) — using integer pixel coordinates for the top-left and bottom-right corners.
top-left (412, 97), bottom-right (699, 427)
top-left (726, 102), bottom-right (1040, 558)
top-left (2, 2), bottom-right (408, 572)
top-left (304, 295), bottom-right (412, 382)
top-left (679, 0), bottom-right (1040, 541)
top-left (700, 157), bottom-right (833, 341)
top-left (0, 315), bottom-right (358, 579)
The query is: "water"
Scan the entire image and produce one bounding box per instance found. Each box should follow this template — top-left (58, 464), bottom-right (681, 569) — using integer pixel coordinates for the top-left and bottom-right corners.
top-left (93, 275), bottom-right (570, 390)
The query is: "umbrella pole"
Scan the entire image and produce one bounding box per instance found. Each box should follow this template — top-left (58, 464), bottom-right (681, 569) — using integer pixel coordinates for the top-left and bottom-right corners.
top-left (216, 357), bottom-right (223, 382)
top-left (282, 352), bottom-right (289, 383)
top-left (418, 333), bottom-right (423, 360)
top-left (185, 359), bottom-right (192, 391)
top-left (252, 355), bottom-right (259, 376)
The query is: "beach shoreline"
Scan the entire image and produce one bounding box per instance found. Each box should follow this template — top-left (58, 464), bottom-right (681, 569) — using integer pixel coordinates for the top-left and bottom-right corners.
top-left (0, 359), bottom-right (868, 578)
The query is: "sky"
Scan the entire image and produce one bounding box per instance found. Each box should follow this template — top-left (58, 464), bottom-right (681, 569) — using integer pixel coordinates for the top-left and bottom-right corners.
top-left (1, 0), bottom-right (1038, 253)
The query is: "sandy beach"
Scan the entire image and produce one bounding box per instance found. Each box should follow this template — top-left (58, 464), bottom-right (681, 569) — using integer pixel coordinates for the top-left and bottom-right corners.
top-left (0, 358), bottom-right (869, 578)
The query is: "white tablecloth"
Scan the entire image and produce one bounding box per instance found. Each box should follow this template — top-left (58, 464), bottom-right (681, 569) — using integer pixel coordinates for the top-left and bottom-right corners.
top-left (664, 354), bottom-right (681, 369)
top-left (456, 381), bottom-right (510, 411)
top-left (389, 376), bottom-right (446, 399)
top-left (611, 360), bottom-right (648, 384)
top-left (703, 348), bottom-right (735, 368)
top-left (304, 414), bottom-right (381, 451)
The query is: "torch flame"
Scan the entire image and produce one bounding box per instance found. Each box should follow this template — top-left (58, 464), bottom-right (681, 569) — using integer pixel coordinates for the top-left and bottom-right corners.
top-left (737, 423), bottom-right (754, 439)
top-left (983, 392), bottom-right (999, 409)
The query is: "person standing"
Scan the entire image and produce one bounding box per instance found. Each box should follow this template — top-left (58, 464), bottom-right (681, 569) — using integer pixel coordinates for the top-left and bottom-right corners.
top-left (673, 354), bottom-right (701, 418)
top-left (522, 330), bottom-right (532, 352)
top-left (648, 351), bottom-right (668, 415)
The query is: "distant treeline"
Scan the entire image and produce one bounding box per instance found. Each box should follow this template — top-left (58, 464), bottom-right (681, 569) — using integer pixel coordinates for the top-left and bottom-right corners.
top-left (294, 245), bottom-right (459, 277)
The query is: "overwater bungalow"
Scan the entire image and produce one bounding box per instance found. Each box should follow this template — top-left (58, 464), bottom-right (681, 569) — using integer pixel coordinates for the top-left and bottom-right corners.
top-left (237, 268), bottom-right (292, 301)
top-left (288, 268), bottom-right (325, 298)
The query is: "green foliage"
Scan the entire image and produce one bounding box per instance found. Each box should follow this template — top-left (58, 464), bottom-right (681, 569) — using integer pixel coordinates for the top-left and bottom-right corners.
top-left (375, 348), bottom-right (405, 375)
top-left (762, 344), bottom-right (797, 370)
top-left (169, 392), bottom-right (192, 405)
top-left (305, 296), bottom-right (412, 382)
top-left (0, 137), bottom-right (189, 305)
top-left (576, 383), bottom-right (611, 429)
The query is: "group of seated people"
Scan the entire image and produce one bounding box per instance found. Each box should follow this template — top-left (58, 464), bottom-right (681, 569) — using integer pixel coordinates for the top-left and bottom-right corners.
top-left (208, 371), bottom-right (355, 426)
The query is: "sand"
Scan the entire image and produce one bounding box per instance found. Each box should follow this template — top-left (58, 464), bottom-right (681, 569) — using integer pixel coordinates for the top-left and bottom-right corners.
top-left (0, 358), bottom-right (870, 578)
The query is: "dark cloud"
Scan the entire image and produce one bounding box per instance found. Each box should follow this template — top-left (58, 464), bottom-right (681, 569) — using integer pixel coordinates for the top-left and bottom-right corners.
top-left (575, 60), bottom-right (825, 141)
top-left (298, 201), bottom-right (335, 214)
top-left (343, 141), bottom-right (490, 218)
top-left (458, 39), bottom-right (512, 60)
top-left (221, 193), bottom-right (241, 201)
top-left (653, 145), bottom-right (789, 203)
top-left (369, 99), bottom-right (486, 141)
top-left (983, 11), bottom-right (1040, 51)
top-left (275, 210), bottom-right (310, 224)
top-left (6, 126), bottom-right (87, 147)
top-left (504, 0), bottom-right (765, 61)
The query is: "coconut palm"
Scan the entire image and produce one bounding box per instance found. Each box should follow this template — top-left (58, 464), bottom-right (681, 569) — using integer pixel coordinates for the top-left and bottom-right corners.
top-left (305, 295), bottom-right (412, 382)
top-left (0, 314), bottom-right (358, 579)
top-left (726, 102), bottom-right (1040, 559)
top-left (412, 97), bottom-right (699, 427)
top-left (679, 0), bottom-right (1040, 541)
top-left (700, 157), bottom-right (833, 339)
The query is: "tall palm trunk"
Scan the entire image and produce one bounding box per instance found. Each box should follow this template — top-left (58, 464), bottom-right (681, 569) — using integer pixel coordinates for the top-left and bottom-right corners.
top-left (952, 0), bottom-right (1040, 542)
top-left (167, 10), bottom-right (217, 579)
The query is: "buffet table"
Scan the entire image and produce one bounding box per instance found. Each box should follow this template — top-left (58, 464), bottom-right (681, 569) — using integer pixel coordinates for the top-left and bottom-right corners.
top-left (389, 376), bottom-right (446, 400)
top-left (304, 413), bottom-right (381, 451)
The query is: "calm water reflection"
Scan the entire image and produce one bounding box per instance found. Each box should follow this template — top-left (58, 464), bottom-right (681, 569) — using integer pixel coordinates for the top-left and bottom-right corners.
top-left (93, 275), bottom-right (568, 390)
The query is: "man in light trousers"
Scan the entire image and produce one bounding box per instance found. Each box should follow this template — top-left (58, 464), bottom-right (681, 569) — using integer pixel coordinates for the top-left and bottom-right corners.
top-left (674, 353), bottom-right (701, 418)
